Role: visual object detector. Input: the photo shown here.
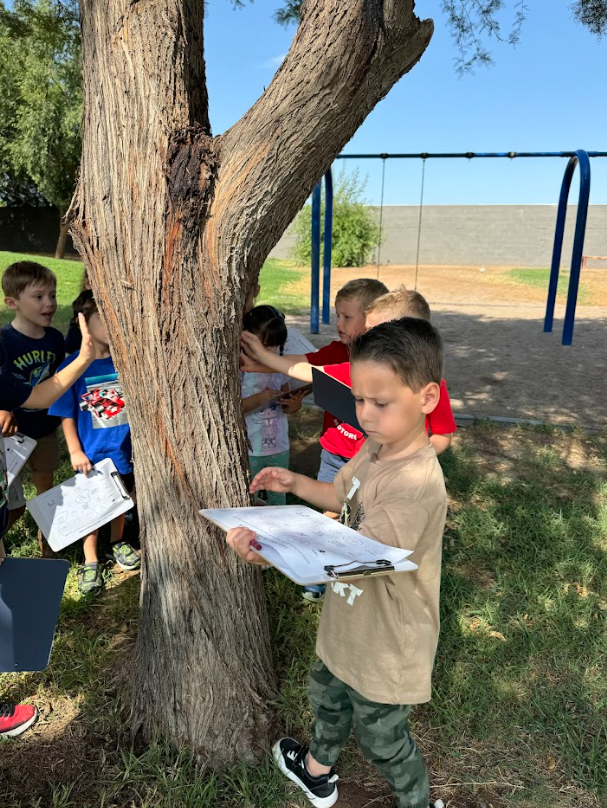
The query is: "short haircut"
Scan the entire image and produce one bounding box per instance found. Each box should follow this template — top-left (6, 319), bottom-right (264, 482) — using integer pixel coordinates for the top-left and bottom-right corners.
top-left (243, 304), bottom-right (288, 354)
top-left (335, 278), bottom-right (389, 312)
top-left (2, 261), bottom-right (56, 299)
top-left (350, 317), bottom-right (443, 391)
top-left (70, 289), bottom-right (98, 326)
top-left (365, 285), bottom-right (431, 321)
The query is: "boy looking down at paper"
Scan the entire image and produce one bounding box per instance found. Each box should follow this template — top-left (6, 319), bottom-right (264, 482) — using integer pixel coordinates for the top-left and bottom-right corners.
top-left (227, 317), bottom-right (448, 808)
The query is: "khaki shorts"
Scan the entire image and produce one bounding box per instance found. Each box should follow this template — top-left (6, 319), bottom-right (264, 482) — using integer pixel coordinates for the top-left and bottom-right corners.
top-left (27, 432), bottom-right (60, 474)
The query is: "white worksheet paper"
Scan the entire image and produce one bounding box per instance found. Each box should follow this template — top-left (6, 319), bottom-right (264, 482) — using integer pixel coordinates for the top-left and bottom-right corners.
top-left (4, 433), bottom-right (37, 487)
top-left (199, 505), bottom-right (417, 585)
top-left (26, 458), bottom-right (134, 552)
top-left (284, 328), bottom-right (317, 356)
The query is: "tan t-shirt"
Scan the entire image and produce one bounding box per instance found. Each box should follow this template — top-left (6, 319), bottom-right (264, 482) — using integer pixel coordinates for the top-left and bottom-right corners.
top-left (315, 440), bottom-right (447, 705)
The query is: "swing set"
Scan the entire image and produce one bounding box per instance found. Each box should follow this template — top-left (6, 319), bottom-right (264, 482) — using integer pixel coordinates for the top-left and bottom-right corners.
top-left (309, 149), bottom-right (607, 345)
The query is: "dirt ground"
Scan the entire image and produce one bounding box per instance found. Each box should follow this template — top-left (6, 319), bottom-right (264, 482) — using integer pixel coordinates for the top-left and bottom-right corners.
top-left (286, 264), bottom-right (607, 429)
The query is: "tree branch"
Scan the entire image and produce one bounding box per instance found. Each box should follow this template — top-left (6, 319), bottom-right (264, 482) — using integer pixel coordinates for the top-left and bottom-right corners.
top-left (212, 0), bottom-right (433, 281)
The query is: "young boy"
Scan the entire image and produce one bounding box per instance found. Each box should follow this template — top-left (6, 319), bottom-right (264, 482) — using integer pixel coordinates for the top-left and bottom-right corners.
top-left (241, 278), bottom-right (388, 482)
top-left (228, 317), bottom-right (447, 808)
top-left (0, 313), bottom-right (94, 737)
top-left (49, 291), bottom-right (139, 597)
top-left (1, 261), bottom-right (66, 549)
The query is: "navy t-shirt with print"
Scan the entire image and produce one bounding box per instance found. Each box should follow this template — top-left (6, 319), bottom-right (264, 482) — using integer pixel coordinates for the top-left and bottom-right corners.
top-left (49, 353), bottom-right (132, 474)
top-left (0, 323), bottom-right (65, 439)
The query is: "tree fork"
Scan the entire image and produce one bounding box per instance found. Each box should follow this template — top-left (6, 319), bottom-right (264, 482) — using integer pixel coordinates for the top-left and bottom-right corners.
top-left (71, 0), bottom-right (433, 764)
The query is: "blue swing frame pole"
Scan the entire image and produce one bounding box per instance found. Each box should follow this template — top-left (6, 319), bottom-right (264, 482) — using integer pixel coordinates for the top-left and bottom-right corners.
top-left (322, 169), bottom-right (334, 325)
top-left (310, 181), bottom-right (322, 333)
top-left (543, 149), bottom-right (591, 345)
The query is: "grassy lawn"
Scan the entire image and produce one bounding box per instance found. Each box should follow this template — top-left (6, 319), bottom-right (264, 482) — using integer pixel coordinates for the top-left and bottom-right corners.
top-left (1, 419), bottom-right (605, 808)
top-left (0, 252), bottom-right (309, 334)
top-left (508, 267), bottom-right (592, 306)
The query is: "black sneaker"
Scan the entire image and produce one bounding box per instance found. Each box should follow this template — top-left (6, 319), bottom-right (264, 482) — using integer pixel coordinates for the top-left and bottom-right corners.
top-left (77, 562), bottom-right (104, 596)
top-left (273, 737), bottom-right (339, 807)
top-left (110, 541), bottom-right (140, 570)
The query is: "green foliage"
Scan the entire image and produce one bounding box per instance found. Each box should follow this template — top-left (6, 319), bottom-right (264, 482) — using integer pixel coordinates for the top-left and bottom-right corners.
top-left (291, 169), bottom-right (381, 268)
top-left (0, 0), bottom-right (81, 209)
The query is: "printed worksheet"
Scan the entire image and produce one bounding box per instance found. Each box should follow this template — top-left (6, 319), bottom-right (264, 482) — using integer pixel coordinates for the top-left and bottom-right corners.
top-left (4, 433), bottom-right (37, 487)
top-left (26, 458), bottom-right (134, 551)
top-left (284, 328), bottom-right (317, 356)
top-left (199, 505), bottom-right (417, 585)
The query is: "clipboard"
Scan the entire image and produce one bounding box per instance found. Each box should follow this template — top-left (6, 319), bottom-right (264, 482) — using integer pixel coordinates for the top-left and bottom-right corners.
top-left (26, 458), bottom-right (134, 552)
top-left (0, 558), bottom-right (69, 672)
top-left (312, 367), bottom-right (364, 433)
top-left (4, 433), bottom-right (37, 487)
top-left (283, 328), bottom-right (317, 355)
top-left (267, 382), bottom-right (314, 405)
top-left (199, 505), bottom-right (417, 585)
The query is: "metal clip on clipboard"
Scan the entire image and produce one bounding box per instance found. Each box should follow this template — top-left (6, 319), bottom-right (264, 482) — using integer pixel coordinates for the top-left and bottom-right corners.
top-left (324, 559), bottom-right (394, 580)
top-left (111, 471), bottom-right (131, 500)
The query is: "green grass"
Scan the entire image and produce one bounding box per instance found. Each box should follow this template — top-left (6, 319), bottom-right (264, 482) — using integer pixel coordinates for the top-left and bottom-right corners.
top-left (0, 252), bottom-right (309, 334)
top-left (1, 423), bottom-right (606, 807)
top-left (509, 267), bottom-right (592, 305)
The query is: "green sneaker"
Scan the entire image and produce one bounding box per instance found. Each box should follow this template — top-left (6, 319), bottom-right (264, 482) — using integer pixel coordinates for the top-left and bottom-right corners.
top-left (77, 562), bottom-right (104, 596)
top-left (110, 541), bottom-right (140, 570)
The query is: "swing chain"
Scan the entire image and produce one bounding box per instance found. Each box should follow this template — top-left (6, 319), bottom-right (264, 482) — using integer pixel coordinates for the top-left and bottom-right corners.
top-left (414, 157), bottom-right (426, 291)
top-left (376, 156), bottom-right (387, 277)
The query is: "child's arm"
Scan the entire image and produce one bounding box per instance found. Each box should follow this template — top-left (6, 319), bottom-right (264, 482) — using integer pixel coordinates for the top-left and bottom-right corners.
top-left (279, 382), bottom-right (305, 414)
top-left (241, 332), bottom-right (313, 382)
top-left (0, 411), bottom-right (18, 438)
top-left (250, 466), bottom-right (342, 513)
top-left (241, 388), bottom-right (283, 415)
top-left (20, 315), bottom-right (95, 410)
top-left (62, 417), bottom-right (93, 474)
top-left (430, 434), bottom-right (453, 455)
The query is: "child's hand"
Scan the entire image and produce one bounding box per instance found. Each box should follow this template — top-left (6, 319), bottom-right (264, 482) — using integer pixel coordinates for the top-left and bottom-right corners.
top-left (226, 527), bottom-right (269, 566)
top-left (70, 450), bottom-right (93, 474)
top-left (241, 330), bottom-right (268, 361)
top-left (0, 410), bottom-right (18, 438)
top-left (260, 388), bottom-right (283, 404)
top-left (280, 389), bottom-right (306, 414)
top-left (250, 466), bottom-right (296, 495)
top-left (78, 313), bottom-right (94, 365)
top-left (239, 350), bottom-right (272, 373)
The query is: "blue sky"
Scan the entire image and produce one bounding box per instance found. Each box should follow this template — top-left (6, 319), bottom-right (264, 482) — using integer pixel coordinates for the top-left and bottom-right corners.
top-left (205, 0), bottom-right (607, 205)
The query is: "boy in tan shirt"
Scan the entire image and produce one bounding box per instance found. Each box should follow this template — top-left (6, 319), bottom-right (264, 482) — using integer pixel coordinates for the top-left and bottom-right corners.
top-left (227, 317), bottom-right (447, 808)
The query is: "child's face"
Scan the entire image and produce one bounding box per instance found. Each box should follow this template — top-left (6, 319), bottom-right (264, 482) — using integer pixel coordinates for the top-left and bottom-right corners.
top-left (87, 312), bottom-right (109, 345)
top-left (335, 299), bottom-right (366, 345)
top-left (5, 283), bottom-right (57, 327)
top-left (350, 360), bottom-right (439, 447)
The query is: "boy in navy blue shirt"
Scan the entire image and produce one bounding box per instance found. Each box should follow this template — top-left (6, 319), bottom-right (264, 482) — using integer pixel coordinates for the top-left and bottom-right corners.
top-left (0, 313), bottom-right (94, 737)
top-left (49, 291), bottom-right (139, 596)
top-left (1, 261), bottom-right (67, 552)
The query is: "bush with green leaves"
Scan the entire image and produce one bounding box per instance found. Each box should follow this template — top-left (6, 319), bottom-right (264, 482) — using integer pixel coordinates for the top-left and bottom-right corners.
top-left (291, 169), bottom-right (381, 268)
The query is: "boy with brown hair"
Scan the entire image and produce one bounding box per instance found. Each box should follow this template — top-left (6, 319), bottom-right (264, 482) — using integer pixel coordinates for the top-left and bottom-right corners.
top-left (228, 317), bottom-right (447, 808)
top-left (1, 261), bottom-right (66, 549)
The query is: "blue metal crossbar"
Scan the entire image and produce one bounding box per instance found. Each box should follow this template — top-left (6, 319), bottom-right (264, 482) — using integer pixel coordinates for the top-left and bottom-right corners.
top-left (543, 150), bottom-right (592, 346)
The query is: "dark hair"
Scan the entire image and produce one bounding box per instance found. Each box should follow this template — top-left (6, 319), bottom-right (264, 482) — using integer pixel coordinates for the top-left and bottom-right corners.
top-left (243, 305), bottom-right (288, 354)
top-left (70, 289), bottom-right (98, 329)
top-left (350, 317), bottom-right (443, 391)
top-left (2, 261), bottom-right (56, 298)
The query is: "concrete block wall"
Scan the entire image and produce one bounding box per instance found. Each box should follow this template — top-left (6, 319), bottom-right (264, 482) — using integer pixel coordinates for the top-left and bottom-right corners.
top-left (270, 205), bottom-right (607, 268)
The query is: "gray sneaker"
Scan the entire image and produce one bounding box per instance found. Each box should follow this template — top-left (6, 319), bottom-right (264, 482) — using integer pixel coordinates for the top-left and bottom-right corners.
top-left (110, 541), bottom-right (140, 570)
top-left (77, 562), bottom-right (104, 596)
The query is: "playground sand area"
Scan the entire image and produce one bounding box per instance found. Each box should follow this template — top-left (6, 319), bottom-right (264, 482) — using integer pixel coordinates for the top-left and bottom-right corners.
top-left (286, 264), bottom-right (607, 429)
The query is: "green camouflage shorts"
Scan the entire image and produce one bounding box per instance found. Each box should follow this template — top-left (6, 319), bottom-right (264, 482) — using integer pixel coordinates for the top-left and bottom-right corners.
top-left (308, 659), bottom-right (429, 808)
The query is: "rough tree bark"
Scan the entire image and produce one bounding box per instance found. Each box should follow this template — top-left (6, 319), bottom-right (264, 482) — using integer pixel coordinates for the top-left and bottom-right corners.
top-left (54, 208), bottom-right (70, 260)
top-left (70, 0), bottom-right (432, 764)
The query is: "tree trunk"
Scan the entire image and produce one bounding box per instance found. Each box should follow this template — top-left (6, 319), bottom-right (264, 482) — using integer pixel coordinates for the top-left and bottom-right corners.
top-left (54, 207), bottom-right (69, 259)
top-left (71, 0), bottom-right (432, 764)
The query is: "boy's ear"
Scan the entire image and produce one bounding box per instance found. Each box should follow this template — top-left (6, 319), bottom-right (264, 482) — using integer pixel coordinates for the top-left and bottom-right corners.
top-left (4, 296), bottom-right (18, 311)
top-left (420, 382), bottom-right (440, 415)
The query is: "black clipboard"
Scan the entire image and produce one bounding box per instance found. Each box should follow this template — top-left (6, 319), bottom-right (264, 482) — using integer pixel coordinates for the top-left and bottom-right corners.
top-left (311, 367), bottom-right (364, 433)
top-left (0, 558), bottom-right (69, 672)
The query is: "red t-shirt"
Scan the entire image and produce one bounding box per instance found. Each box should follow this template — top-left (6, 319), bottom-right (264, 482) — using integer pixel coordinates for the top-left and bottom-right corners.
top-left (321, 362), bottom-right (457, 459)
top-left (305, 341), bottom-right (351, 455)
